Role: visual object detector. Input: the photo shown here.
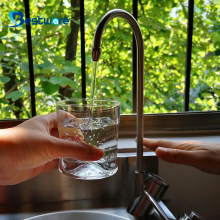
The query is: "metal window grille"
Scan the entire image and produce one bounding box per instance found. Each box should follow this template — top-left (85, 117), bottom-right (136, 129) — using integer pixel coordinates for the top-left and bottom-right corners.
top-left (24, 0), bottom-right (194, 117)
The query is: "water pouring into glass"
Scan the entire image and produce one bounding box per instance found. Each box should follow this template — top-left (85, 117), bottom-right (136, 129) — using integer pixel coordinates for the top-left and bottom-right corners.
top-left (57, 8), bottom-right (143, 182)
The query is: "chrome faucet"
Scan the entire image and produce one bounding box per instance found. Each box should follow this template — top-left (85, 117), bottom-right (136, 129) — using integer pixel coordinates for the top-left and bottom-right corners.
top-left (91, 8), bottom-right (145, 197)
top-left (91, 10), bottom-right (207, 220)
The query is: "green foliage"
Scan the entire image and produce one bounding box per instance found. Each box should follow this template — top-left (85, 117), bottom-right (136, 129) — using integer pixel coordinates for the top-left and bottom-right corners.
top-left (6, 90), bottom-right (23, 101)
top-left (0, 76), bottom-right (10, 83)
top-left (0, 0), bottom-right (220, 119)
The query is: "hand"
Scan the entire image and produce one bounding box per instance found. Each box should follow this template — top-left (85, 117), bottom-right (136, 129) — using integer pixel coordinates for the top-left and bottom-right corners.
top-left (142, 138), bottom-right (220, 175)
top-left (0, 113), bottom-right (104, 185)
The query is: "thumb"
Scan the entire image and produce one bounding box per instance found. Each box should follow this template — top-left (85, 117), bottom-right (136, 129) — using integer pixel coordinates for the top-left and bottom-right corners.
top-left (155, 147), bottom-right (198, 167)
top-left (48, 137), bottom-right (104, 161)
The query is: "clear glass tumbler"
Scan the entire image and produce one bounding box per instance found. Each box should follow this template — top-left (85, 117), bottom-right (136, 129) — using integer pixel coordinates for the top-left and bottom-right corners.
top-left (57, 99), bottom-right (120, 180)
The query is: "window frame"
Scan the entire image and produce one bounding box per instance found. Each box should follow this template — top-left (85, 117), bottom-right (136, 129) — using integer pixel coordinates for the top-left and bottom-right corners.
top-left (2, 111), bottom-right (220, 136)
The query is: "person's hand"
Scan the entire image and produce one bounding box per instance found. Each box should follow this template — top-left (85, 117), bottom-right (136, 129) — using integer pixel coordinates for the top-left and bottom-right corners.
top-left (0, 113), bottom-right (104, 185)
top-left (142, 138), bottom-right (220, 175)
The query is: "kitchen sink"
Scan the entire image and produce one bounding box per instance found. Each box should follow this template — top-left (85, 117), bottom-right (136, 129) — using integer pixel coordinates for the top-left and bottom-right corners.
top-left (24, 210), bottom-right (134, 220)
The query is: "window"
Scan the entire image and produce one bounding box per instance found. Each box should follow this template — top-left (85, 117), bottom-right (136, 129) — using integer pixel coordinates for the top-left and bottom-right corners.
top-left (1, 0), bottom-right (220, 133)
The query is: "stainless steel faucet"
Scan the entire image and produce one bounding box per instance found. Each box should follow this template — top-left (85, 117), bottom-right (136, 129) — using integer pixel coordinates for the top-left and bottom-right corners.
top-left (91, 9), bottom-right (144, 197)
top-left (91, 9), bottom-right (206, 220)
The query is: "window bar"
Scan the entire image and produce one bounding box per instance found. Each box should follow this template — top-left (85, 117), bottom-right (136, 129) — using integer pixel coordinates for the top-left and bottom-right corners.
top-left (80, 0), bottom-right (86, 99)
top-left (184, 0), bottom-right (194, 111)
top-left (23, 0), bottom-right (36, 117)
top-left (132, 0), bottom-right (138, 113)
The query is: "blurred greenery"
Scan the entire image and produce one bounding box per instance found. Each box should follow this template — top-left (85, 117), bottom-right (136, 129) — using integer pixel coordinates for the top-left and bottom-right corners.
top-left (0, 0), bottom-right (220, 118)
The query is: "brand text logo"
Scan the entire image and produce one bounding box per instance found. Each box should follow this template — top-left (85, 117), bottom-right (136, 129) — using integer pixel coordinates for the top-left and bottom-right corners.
top-left (8, 11), bottom-right (69, 28)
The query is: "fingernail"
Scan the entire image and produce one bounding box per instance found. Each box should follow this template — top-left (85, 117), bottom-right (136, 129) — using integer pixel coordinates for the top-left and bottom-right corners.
top-left (157, 147), bottom-right (166, 152)
top-left (156, 147), bottom-right (168, 156)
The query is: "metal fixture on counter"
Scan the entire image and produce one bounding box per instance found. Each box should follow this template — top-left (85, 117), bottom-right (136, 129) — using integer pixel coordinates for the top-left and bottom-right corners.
top-left (178, 211), bottom-right (206, 220)
top-left (143, 191), bottom-right (169, 220)
top-left (178, 213), bottom-right (191, 220)
top-left (144, 173), bottom-right (169, 203)
top-left (91, 9), bottom-right (172, 219)
top-left (127, 189), bottom-right (169, 220)
top-left (189, 211), bottom-right (206, 220)
top-left (91, 9), bottom-right (206, 220)
top-left (91, 9), bottom-right (144, 197)
top-left (127, 173), bottom-right (169, 218)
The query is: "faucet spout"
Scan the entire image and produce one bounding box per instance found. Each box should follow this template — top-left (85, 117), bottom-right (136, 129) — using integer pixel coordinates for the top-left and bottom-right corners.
top-left (91, 9), bottom-right (144, 196)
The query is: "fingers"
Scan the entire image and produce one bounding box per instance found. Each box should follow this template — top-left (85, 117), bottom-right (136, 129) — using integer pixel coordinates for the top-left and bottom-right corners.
top-left (40, 111), bottom-right (74, 132)
top-left (48, 137), bottom-right (104, 161)
top-left (45, 112), bottom-right (59, 130)
top-left (155, 147), bottom-right (202, 168)
top-left (142, 138), bottom-right (181, 151)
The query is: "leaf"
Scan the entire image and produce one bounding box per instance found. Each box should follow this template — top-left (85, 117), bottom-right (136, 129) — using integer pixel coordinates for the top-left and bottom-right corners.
top-left (5, 43), bottom-right (16, 49)
top-left (19, 62), bottom-right (29, 72)
top-left (55, 69), bottom-right (67, 74)
top-left (86, 15), bottom-right (97, 24)
top-left (211, 32), bottom-right (220, 42)
top-left (35, 86), bottom-right (42, 92)
top-left (41, 22), bottom-right (53, 33)
top-left (42, 81), bottom-right (59, 95)
top-left (6, 90), bottom-right (23, 101)
top-left (151, 7), bottom-right (161, 15)
top-left (20, 86), bottom-right (30, 92)
top-left (49, 76), bottom-right (69, 87)
top-left (112, 95), bottom-right (131, 110)
top-left (59, 77), bottom-right (69, 87)
top-left (39, 61), bottom-right (58, 70)
top-left (0, 98), bottom-right (9, 104)
top-left (3, 58), bottom-right (17, 63)
top-left (39, 76), bottom-right (48, 82)
top-left (207, 99), bottom-right (214, 106)
top-left (0, 44), bottom-right (5, 52)
top-left (63, 65), bottom-right (81, 73)
top-left (34, 63), bottom-right (42, 70)
top-left (68, 79), bottom-right (78, 88)
top-left (0, 44), bottom-right (5, 59)
top-left (20, 86), bottom-right (41, 92)
top-left (2, 106), bottom-right (13, 111)
top-left (114, 79), bottom-right (122, 93)
top-left (0, 76), bottom-right (10, 84)
top-left (121, 33), bottom-right (131, 41)
top-left (1, 64), bottom-right (14, 69)
top-left (201, 93), bottom-right (213, 98)
top-left (15, 77), bottom-right (26, 83)
top-left (63, 26), bottom-right (71, 36)
top-left (194, 5), bottom-right (202, 13)
top-left (86, 55), bottom-right (93, 64)
top-left (214, 90), bottom-right (220, 97)
top-left (49, 76), bottom-right (60, 84)
top-left (72, 19), bottom-right (80, 25)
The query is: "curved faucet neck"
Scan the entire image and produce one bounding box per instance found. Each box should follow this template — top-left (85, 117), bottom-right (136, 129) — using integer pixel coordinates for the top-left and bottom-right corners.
top-left (91, 9), bottom-right (144, 196)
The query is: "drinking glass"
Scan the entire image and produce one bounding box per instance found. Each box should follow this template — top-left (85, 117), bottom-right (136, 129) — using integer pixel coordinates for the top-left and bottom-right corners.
top-left (57, 99), bottom-right (120, 180)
